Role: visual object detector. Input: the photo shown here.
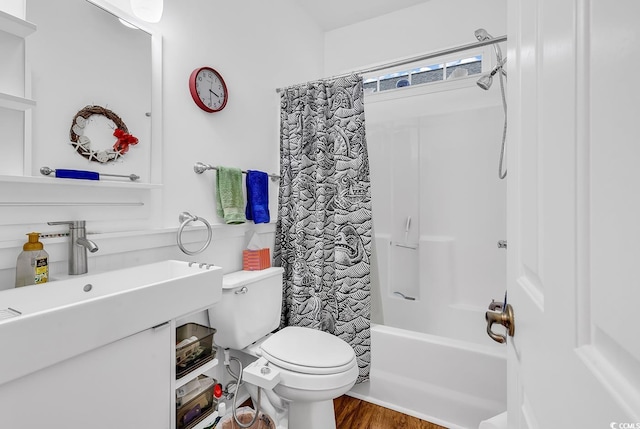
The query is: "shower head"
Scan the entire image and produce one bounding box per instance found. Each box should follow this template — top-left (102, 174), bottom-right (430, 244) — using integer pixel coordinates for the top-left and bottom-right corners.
top-left (474, 28), bottom-right (493, 42)
top-left (476, 60), bottom-right (507, 90)
top-left (474, 28), bottom-right (504, 64)
top-left (476, 74), bottom-right (493, 90)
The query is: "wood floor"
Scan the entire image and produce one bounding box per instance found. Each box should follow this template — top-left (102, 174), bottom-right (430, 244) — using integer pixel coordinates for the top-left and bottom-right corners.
top-left (240, 395), bottom-right (447, 429)
top-left (334, 395), bottom-right (447, 429)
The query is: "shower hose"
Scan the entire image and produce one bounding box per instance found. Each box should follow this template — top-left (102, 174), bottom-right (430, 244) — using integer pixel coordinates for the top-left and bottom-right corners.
top-left (498, 61), bottom-right (507, 180)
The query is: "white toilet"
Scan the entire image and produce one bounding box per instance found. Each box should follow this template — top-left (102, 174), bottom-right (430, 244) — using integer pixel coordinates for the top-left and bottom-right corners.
top-left (208, 267), bottom-right (358, 429)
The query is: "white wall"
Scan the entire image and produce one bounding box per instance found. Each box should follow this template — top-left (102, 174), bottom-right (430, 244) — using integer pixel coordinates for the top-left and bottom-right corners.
top-left (157, 0), bottom-right (325, 229)
top-left (0, 0), bottom-right (324, 289)
top-left (324, 0), bottom-right (507, 76)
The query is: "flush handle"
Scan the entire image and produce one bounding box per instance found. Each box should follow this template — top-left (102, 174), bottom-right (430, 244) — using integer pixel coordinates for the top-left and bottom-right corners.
top-left (235, 286), bottom-right (248, 295)
top-left (485, 304), bottom-right (515, 344)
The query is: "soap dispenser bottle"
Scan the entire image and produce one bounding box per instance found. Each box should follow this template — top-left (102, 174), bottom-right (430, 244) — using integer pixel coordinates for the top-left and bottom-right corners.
top-left (15, 232), bottom-right (49, 287)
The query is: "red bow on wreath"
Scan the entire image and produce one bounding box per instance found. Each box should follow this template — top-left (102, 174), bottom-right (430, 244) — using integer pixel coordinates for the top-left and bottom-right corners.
top-left (113, 128), bottom-right (139, 154)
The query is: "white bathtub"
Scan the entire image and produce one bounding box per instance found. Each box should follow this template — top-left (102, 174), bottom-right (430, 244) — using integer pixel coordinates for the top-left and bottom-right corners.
top-left (348, 324), bottom-right (506, 429)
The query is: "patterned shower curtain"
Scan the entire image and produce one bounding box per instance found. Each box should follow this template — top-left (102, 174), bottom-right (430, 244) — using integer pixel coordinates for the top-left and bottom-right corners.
top-left (274, 74), bottom-right (372, 383)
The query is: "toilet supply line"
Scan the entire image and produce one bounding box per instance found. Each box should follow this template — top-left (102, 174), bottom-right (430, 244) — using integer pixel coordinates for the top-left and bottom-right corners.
top-left (223, 348), bottom-right (263, 428)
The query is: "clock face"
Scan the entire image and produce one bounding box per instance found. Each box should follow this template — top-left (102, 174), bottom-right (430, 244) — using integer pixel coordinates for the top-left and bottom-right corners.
top-left (189, 67), bottom-right (228, 112)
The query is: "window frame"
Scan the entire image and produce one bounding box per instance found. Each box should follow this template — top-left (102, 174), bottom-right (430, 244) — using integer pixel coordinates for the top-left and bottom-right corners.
top-left (362, 46), bottom-right (495, 100)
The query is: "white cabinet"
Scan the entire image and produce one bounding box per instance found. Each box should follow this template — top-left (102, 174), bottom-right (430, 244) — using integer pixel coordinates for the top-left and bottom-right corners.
top-left (0, 262), bottom-right (223, 428)
top-left (0, 323), bottom-right (172, 428)
top-left (0, 315), bottom-right (222, 429)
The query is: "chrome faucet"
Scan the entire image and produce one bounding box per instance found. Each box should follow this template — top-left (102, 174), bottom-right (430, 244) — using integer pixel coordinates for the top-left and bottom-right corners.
top-left (47, 220), bottom-right (99, 275)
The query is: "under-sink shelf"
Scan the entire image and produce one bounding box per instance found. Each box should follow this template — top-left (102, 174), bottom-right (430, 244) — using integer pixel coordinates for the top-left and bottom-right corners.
top-left (190, 411), bottom-right (219, 429)
top-left (175, 358), bottom-right (219, 389)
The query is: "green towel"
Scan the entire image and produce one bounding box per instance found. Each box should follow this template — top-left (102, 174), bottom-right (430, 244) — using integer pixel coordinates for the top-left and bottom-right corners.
top-left (215, 166), bottom-right (246, 224)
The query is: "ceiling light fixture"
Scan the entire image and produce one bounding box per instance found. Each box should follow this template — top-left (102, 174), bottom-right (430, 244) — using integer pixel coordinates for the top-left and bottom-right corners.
top-left (130, 0), bottom-right (163, 23)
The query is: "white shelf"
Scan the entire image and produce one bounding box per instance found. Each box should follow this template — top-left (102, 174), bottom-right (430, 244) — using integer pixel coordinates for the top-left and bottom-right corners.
top-left (192, 411), bottom-right (218, 429)
top-left (175, 358), bottom-right (219, 389)
top-left (0, 10), bottom-right (36, 38)
top-left (0, 92), bottom-right (36, 111)
top-left (192, 410), bottom-right (220, 429)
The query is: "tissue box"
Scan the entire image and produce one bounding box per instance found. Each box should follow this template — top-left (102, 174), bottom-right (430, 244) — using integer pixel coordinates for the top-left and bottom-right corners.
top-left (243, 248), bottom-right (271, 271)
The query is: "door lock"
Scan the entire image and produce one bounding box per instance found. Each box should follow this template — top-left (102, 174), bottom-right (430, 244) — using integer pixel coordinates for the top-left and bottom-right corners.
top-left (485, 303), bottom-right (515, 344)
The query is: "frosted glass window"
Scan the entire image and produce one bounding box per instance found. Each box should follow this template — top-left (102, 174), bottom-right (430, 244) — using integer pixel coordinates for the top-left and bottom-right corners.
top-left (363, 55), bottom-right (482, 94)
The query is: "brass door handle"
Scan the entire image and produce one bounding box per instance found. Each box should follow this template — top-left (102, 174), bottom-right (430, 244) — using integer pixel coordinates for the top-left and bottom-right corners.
top-left (485, 304), bottom-right (515, 344)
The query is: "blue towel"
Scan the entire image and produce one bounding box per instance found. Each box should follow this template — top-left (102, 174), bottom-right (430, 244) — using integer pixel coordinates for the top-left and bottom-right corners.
top-left (245, 170), bottom-right (270, 224)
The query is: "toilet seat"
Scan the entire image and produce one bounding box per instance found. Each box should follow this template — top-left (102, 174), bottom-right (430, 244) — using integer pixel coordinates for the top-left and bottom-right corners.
top-left (260, 326), bottom-right (357, 376)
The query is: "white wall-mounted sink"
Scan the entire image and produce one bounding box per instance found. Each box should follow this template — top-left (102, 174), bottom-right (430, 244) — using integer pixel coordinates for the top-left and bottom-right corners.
top-left (0, 260), bottom-right (222, 386)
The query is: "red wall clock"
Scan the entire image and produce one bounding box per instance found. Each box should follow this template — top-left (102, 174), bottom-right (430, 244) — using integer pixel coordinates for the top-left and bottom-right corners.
top-left (189, 66), bottom-right (228, 112)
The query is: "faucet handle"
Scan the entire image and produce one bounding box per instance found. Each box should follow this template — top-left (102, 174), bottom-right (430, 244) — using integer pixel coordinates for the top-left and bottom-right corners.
top-left (48, 220), bottom-right (86, 228)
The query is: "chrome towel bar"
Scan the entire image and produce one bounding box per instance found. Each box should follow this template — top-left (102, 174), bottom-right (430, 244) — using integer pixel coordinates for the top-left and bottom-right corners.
top-left (193, 162), bottom-right (280, 181)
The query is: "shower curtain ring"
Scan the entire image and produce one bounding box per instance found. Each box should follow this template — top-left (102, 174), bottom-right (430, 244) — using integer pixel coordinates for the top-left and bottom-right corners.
top-left (177, 211), bottom-right (212, 256)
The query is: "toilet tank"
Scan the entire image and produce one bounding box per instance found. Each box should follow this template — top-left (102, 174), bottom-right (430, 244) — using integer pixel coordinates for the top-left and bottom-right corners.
top-left (207, 267), bottom-right (284, 350)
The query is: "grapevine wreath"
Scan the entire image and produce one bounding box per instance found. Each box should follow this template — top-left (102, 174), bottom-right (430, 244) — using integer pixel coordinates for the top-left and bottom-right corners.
top-left (69, 105), bottom-right (138, 163)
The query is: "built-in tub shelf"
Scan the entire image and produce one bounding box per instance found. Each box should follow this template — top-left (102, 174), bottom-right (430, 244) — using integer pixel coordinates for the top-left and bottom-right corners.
top-left (0, 10), bottom-right (36, 38)
top-left (175, 358), bottom-right (219, 389)
top-left (0, 92), bottom-right (36, 111)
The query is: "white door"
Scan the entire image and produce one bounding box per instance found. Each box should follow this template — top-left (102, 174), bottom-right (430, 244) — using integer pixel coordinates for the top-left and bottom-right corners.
top-left (504, 0), bottom-right (640, 427)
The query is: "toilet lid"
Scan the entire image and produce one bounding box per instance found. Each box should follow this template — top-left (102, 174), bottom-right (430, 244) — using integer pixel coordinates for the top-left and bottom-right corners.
top-left (260, 326), bottom-right (356, 375)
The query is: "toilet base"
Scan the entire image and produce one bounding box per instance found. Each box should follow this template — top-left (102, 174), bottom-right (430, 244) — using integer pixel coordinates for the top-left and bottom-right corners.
top-left (248, 383), bottom-right (343, 429)
top-left (247, 385), bottom-right (289, 429)
top-left (289, 399), bottom-right (336, 429)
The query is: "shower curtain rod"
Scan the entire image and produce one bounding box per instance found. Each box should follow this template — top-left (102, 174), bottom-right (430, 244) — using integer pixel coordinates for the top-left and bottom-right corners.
top-left (276, 35), bottom-right (507, 92)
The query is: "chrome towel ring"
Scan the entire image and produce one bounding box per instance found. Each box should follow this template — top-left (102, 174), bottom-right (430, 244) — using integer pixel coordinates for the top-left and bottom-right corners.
top-left (177, 211), bottom-right (212, 255)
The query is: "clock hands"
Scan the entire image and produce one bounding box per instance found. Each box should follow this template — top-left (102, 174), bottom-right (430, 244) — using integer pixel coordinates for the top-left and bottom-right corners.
top-left (209, 88), bottom-right (221, 98)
